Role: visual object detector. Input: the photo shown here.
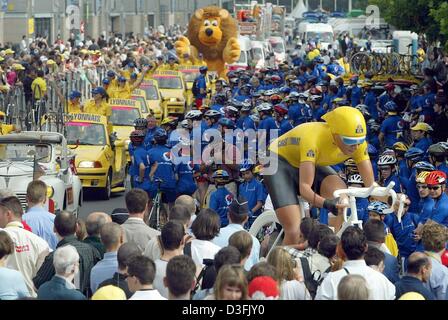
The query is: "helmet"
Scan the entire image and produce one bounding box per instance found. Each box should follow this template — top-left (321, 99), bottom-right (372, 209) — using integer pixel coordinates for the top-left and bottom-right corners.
top-left (185, 110), bottom-right (203, 121)
top-left (218, 117), bottom-right (236, 129)
top-left (199, 66), bottom-right (208, 73)
top-left (204, 110), bottom-right (222, 120)
top-left (230, 99), bottom-right (243, 109)
top-left (257, 103), bottom-right (273, 113)
top-left (130, 130), bottom-right (146, 144)
top-left (240, 160), bottom-right (254, 173)
top-left (347, 174), bottom-right (364, 185)
top-left (274, 104), bottom-right (289, 116)
top-left (414, 161), bottom-right (436, 172)
top-left (344, 158), bottom-right (359, 176)
top-left (271, 75), bottom-right (281, 82)
top-left (279, 87), bottom-right (291, 94)
top-left (161, 117), bottom-right (178, 127)
top-left (310, 95), bottom-right (323, 103)
top-left (134, 118), bottom-right (148, 128)
top-left (214, 93), bottom-right (227, 105)
top-left (384, 101), bottom-right (398, 113)
top-left (270, 94), bottom-right (282, 104)
top-left (298, 92), bottom-right (309, 100)
top-left (368, 119), bottom-right (380, 132)
top-left (263, 90), bottom-right (275, 97)
top-left (378, 155), bottom-right (397, 166)
top-left (368, 144), bottom-right (378, 157)
top-left (416, 171), bottom-right (431, 184)
top-left (69, 91), bottom-right (82, 100)
top-left (428, 142), bottom-right (448, 156)
top-left (153, 128), bottom-right (168, 142)
top-left (393, 142), bottom-right (409, 153)
top-left (355, 104), bottom-right (371, 118)
top-left (249, 114), bottom-right (260, 123)
top-left (322, 107), bottom-right (366, 145)
top-left (224, 106), bottom-right (239, 118)
top-left (180, 119), bottom-right (192, 129)
top-left (367, 201), bottom-right (389, 215)
top-left (253, 165), bottom-right (263, 175)
top-left (404, 147), bottom-right (425, 162)
top-left (213, 169), bottom-right (230, 183)
top-left (425, 171), bottom-right (447, 186)
top-left (241, 102), bottom-right (253, 112)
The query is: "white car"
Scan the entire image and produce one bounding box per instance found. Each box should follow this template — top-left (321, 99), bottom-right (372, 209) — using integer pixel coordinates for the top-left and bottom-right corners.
top-left (0, 132), bottom-right (83, 216)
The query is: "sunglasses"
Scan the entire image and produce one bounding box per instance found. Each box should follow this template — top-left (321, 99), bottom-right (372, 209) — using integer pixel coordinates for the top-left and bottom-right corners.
top-left (379, 167), bottom-right (392, 171)
top-left (417, 184), bottom-right (428, 189)
top-left (341, 136), bottom-right (366, 146)
top-left (204, 117), bottom-right (211, 120)
top-left (428, 186), bottom-right (442, 191)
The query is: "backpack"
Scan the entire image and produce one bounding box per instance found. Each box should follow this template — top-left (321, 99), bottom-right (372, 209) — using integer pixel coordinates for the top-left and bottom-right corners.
top-left (184, 241), bottom-right (216, 295)
top-left (192, 76), bottom-right (201, 97)
top-left (300, 257), bottom-right (331, 299)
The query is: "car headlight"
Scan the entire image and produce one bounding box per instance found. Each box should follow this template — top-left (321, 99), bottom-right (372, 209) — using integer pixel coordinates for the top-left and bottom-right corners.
top-left (79, 161), bottom-right (102, 168)
top-left (46, 186), bottom-right (54, 199)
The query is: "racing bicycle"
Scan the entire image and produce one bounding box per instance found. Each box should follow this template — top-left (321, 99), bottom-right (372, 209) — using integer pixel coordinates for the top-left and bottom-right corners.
top-left (148, 177), bottom-right (164, 231)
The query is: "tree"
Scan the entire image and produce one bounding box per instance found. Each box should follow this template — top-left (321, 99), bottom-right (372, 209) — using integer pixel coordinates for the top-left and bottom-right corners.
top-left (430, 2), bottom-right (448, 49)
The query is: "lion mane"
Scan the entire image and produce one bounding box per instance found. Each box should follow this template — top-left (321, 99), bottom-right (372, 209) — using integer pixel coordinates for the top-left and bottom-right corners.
top-left (187, 6), bottom-right (238, 61)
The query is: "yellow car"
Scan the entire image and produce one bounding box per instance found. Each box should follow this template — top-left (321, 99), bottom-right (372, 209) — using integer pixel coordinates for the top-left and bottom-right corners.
top-left (65, 113), bottom-right (127, 200)
top-left (151, 71), bottom-right (187, 118)
top-left (139, 80), bottom-right (163, 121)
top-left (131, 89), bottom-right (151, 119)
top-left (178, 65), bottom-right (212, 107)
top-left (109, 98), bottom-right (142, 163)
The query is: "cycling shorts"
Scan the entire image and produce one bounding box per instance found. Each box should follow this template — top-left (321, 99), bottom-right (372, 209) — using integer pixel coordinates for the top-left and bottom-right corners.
top-left (264, 154), bottom-right (337, 210)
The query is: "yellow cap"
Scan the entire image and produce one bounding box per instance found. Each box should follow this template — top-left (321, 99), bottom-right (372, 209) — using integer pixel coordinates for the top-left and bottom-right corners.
top-left (0, 111), bottom-right (6, 117)
top-left (398, 292), bottom-right (425, 300)
top-left (0, 56), bottom-right (4, 62)
top-left (46, 59), bottom-right (56, 65)
top-left (4, 48), bottom-right (15, 55)
top-left (91, 285), bottom-right (127, 300)
top-left (411, 122), bottom-right (433, 132)
top-left (12, 63), bottom-right (25, 71)
top-left (80, 49), bottom-right (89, 54)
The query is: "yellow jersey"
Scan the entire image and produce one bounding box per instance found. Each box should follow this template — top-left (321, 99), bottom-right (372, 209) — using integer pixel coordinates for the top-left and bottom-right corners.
top-left (269, 122), bottom-right (369, 168)
top-left (31, 77), bottom-right (47, 100)
top-left (110, 85), bottom-right (132, 99)
top-left (0, 124), bottom-right (14, 135)
top-left (67, 101), bottom-right (83, 114)
top-left (84, 100), bottom-right (111, 117)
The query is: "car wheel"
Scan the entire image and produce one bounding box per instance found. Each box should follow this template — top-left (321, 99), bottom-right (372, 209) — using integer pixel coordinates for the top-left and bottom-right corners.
top-left (99, 172), bottom-right (112, 200)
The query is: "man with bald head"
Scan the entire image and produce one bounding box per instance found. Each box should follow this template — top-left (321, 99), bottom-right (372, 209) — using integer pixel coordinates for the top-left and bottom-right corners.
top-left (33, 211), bottom-right (102, 298)
top-left (394, 252), bottom-right (435, 300)
top-left (90, 222), bottom-right (124, 293)
top-left (83, 212), bottom-right (111, 258)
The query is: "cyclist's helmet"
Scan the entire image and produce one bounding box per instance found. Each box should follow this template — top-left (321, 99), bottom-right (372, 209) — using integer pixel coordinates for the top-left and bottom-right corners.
top-left (185, 110), bottom-right (203, 121)
top-left (134, 118), bottom-right (148, 129)
top-left (240, 160), bottom-right (254, 173)
top-left (416, 171), bottom-right (431, 184)
top-left (214, 93), bottom-right (227, 105)
top-left (368, 144), bottom-right (378, 158)
top-left (199, 66), bottom-right (208, 73)
top-left (428, 142), bottom-right (448, 157)
top-left (257, 103), bottom-right (274, 113)
top-left (130, 130), bottom-right (146, 144)
top-left (322, 107), bottom-right (366, 145)
top-left (368, 119), bottom-right (380, 132)
top-left (69, 91), bottom-right (82, 100)
top-left (218, 117), bottom-right (236, 130)
top-left (404, 147), bottom-right (425, 162)
top-left (161, 116), bottom-right (178, 128)
top-left (153, 128), bottom-right (168, 142)
top-left (241, 101), bottom-right (253, 112)
top-left (384, 101), bottom-right (398, 113)
top-left (393, 142), bottom-right (409, 153)
top-left (367, 201), bottom-right (389, 215)
top-left (274, 104), bottom-right (289, 116)
top-left (355, 104), bottom-right (371, 119)
top-left (224, 106), bottom-right (239, 119)
top-left (378, 155), bottom-right (397, 166)
top-left (279, 87), bottom-right (291, 95)
top-left (382, 149), bottom-right (396, 157)
top-left (271, 75), bottom-right (282, 83)
top-left (181, 119), bottom-right (192, 130)
top-left (270, 94), bottom-right (283, 105)
top-left (310, 95), bottom-right (323, 103)
top-left (344, 158), bottom-right (359, 176)
top-left (204, 110), bottom-right (222, 120)
top-left (425, 171), bottom-right (447, 186)
top-left (347, 174), bottom-right (364, 185)
top-left (213, 169), bottom-right (230, 184)
top-left (414, 161), bottom-right (435, 172)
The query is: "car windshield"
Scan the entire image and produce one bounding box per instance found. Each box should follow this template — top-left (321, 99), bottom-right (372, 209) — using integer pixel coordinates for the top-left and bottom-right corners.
top-left (271, 41), bottom-right (285, 53)
top-left (110, 107), bottom-right (141, 126)
top-left (132, 96), bottom-right (148, 113)
top-left (66, 122), bottom-right (106, 146)
top-left (140, 85), bottom-right (159, 100)
top-left (180, 70), bottom-right (200, 83)
top-left (252, 47), bottom-right (263, 61)
top-left (0, 144), bottom-right (52, 163)
top-left (153, 76), bottom-right (183, 89)
top-left (306, 31), bottom-right (333, 43)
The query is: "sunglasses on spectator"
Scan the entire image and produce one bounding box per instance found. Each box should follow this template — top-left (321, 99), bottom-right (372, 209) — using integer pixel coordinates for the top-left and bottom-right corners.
top-left (428, 186), bottom-right (442, 191)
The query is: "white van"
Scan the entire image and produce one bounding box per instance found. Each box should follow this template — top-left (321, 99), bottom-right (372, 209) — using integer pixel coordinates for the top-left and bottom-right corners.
top-left (267, 36), bottom-right (287, 65)
top-left (251, 40), bottom-right (271, 70)
top-left (298, 22), bottom-right (334, 50)
top-left (228, 35), bottom-right (252, 71)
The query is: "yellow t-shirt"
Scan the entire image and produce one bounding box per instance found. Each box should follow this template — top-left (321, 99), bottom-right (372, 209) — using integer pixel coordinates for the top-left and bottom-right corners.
top-left (67, 101), bottom-right (83, 114)
top-left (84, 99), bottom-right (111, 117)
top-left (31, 77), bottom-right (47, 100)
top-left (0, 124), bottom-right (14, 135)
top-left (269, 122), bottom-right (369, 168)
top-left (307, 49), bottom-right (321, 62)
top-left (159, 64), bottom-right (179, 71)
top-left (110, 85), bottom-right (132, 99)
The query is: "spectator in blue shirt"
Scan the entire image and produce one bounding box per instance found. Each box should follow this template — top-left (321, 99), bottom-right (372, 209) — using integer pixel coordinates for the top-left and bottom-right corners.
top-left (274, 104), bottom-right (293, 136)
top-left (90, 222), bottom-right (124, 294)
top-left (193, 66), bottom-right (208, 108)
top-left (23, 180), bottom-right (59, 250)
top-left (377, 155), bottom-right (402, 194)
top-left (410, 123), bottom-right (433, 154)
top-left (209, 170), bottom-right (234, 227)
top-left (257, 103), bottom-right (278, 146)
top-left (362, 81), bottom-right (378, 120)
top-left (379, 101), bottom-right (404, 148)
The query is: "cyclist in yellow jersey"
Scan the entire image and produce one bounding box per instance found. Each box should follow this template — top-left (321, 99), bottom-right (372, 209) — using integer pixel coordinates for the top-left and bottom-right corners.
top-left (265, 107), bottom-right (375, 245)
top-left (84, 87), bottom-right (111, 118)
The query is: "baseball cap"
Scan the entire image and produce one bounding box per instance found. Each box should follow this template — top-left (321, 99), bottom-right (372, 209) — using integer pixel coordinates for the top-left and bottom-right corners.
top-left (91, 285), bottom-right (127, 300)
top-left (248, 276), bottom-right (279, 300)
top-left (411, 122), bottom-right (433, 132)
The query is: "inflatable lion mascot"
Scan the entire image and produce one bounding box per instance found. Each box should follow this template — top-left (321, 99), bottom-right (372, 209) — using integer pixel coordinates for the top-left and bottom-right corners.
top-left (175, 6), bottom-right (241, 78)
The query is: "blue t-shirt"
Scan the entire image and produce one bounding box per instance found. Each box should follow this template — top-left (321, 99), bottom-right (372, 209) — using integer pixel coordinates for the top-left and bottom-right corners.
top-left (429, 193), bottom-right (448, 227)
top-left (278, 119), bottom-right (294, 136)
top-left (195, 75), bottom-right (207, 98)
top-left (384, 212), bottom-right (419, 259)
top-left (210, 187), bottom-right (234, 227)
top-left (176, 160), bottom-right (198, 196)
top-left (417, 196), bottom-right (435, 225)
top-left (238, 178), bottom-right (267, 218)
top-left (337, 85), bottom-right (346, 98)
top-left (364, 91), bottom-right (378, 120)
top-left (414, 137), bottom-right (432, 154)
top-left (380, 115), bottom-right (403, 148)
top-left (384, 174), bottom-right (402, 194)
top-left (147, 144), bottom-right (176, 191)
top-left (131, 145), bottom-right (151, 190)
top-left (351, 86), bottom-right (362, 107)
top-left (237, 115), bottom-right (256, 131)
top-left (258, 116), bottom-right (278, 144)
